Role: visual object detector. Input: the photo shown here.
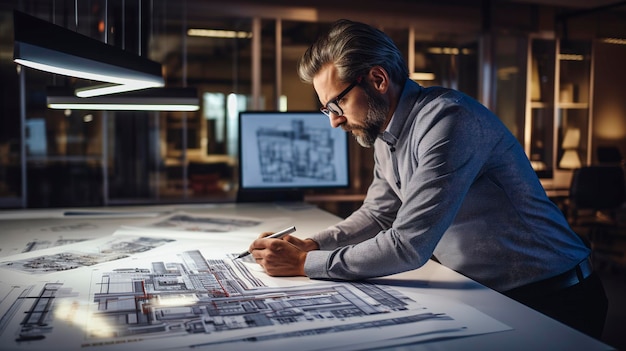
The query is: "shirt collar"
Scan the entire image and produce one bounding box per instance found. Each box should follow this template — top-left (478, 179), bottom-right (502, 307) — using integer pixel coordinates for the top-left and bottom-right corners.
top-left (379, 79), bottom-right (422, 147)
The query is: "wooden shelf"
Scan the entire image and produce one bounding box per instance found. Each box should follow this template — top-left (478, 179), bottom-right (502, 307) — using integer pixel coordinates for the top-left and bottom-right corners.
top-left (530, 101), bottom-right (551, 109)
top-left (558, 102), bottom-right (588, 109)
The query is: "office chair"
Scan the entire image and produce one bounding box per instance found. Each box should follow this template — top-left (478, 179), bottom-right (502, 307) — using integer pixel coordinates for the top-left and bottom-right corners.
top-left (597, 146), bottom-right (623, 165)
top-left (568, 165), bottom-right (626, 268)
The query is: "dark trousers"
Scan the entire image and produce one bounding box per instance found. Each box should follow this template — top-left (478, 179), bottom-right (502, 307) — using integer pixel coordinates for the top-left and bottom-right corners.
top-left (504, 272), bottom-right (608, 339)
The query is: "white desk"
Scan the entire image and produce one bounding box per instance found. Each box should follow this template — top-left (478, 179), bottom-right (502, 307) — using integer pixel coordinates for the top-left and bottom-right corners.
top-left (0, 203), bottom-right (614, 351)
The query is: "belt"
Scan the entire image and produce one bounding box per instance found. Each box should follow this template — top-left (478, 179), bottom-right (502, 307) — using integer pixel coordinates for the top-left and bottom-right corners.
top-left (506, 258), bottom-right (593, 297)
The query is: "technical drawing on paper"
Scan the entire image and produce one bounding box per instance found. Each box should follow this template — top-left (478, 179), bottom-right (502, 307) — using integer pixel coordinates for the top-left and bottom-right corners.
top-left (0, 249), bottom-right (511, 351)
top-left (129, 213), bottom-right (263, 233)
top-left (257, 119), bottom-right (337, 183)
top-left (86, 250), bottom-right (452, 348)
top-left (2, 237), bottom-right (174, 274)
top-left (2, 250), bottom-right (453, 348)
top-left (20, 218), bottom-right (97, 253)
top-left (22, 237), bottom-right (88, 253)
top-left (0, 283), bottom-right (62, 342)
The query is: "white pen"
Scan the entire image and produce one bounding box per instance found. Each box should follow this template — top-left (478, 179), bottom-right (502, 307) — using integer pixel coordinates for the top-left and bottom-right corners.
top-left (235, 226), bottom-right (296, 259)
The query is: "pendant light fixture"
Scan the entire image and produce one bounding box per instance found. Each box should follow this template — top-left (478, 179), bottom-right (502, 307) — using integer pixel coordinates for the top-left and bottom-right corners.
top-left (46, 87), bottom-right (199, 112)
top-left (13, 10), bottom-right (164, 97)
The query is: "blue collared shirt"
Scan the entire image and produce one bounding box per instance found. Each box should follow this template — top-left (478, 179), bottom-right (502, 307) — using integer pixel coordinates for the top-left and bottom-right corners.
top-left (304, 79), bottom-right (589, 292)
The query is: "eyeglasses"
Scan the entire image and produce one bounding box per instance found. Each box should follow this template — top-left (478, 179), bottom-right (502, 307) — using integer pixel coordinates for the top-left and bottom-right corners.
top-left (320, 77), bottom-right (361, 117)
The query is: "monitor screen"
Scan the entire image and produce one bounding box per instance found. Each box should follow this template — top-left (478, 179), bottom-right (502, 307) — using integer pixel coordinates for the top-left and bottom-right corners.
top-left (238, 111), bottom-right (350, 197)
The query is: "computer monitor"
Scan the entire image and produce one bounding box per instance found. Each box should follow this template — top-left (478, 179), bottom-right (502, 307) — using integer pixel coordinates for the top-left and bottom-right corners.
top-left (238, 111), bottom-right (350, 202)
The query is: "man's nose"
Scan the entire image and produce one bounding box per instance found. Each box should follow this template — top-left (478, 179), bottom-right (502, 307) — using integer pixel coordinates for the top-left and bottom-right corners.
top-left (328, 112), bottom-right (346, 128)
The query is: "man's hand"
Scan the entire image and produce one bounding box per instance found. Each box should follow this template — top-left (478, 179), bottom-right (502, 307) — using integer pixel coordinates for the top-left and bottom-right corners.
top-left (250, 233), bottom-right (319, 276)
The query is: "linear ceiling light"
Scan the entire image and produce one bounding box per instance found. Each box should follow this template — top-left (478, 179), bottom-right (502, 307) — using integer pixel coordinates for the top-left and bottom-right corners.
top-left (601, 38), bottom-right (626, 45)
top-left (13, 11), bottom-right (164, 97)
top-left (426, 47), bottom-right (473, 55)
top-left (187, 28), bottom-right (252, 39)
top-left (47, 87), bottom-right (199, 112)
top-left (558, 54), bottom-right (584, 61)
top-left (410, 72), bottom-right (436, 81)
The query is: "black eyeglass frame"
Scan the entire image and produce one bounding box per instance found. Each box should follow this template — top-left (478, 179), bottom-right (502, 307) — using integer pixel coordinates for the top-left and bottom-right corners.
top-left (320, 77), bottom-right (362, 117)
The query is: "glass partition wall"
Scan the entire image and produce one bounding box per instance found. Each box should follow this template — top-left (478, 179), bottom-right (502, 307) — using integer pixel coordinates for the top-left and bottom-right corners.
top-left (22, 0), bottom-right (616, 208)
top-left (154, 12), bottom-right (256, 204)
top-left (1, 1), bottom-right (483, 209)
top-left (2, 1), bottom-right (623, 214)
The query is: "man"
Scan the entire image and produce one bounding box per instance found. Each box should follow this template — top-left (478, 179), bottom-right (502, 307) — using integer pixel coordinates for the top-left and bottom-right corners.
top-left (247, 19), bottom-right (608, 338)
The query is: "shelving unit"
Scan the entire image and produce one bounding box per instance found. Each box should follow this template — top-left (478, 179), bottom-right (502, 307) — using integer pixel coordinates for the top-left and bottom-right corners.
top-left (525, 35), bottom-right (594, 190)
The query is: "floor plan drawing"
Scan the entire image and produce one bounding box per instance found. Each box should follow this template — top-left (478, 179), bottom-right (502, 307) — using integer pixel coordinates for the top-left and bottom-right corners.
top-left (0, 245), bottom-right (511, 351)
top-left (0, 217), bottom-right (144, 259)
top-left (257, 120), bottom-right (337, 183)
top-left (121, 212), bottom-right (264, 234)
top-left (8, 283), bottom-right (60, 342)
top-left (22, 237), bottom-right (89, 253)
top-left (2, 237), bottom-right (174, 274)
top-left (88, 250), bottom-right (443, 341)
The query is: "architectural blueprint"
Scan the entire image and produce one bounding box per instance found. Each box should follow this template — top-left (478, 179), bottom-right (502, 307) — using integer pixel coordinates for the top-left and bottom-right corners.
top-left (115, 211), bottom-right (294, 241)
top-left (0, 217), bottom-right (147, 258)
top-left (1, 236), bottom-right (174, 274)
top-left (256, 119), bottom-right (338, 183)
top-left (0, 236), bottom-right (511, 351)
top-left (126, 212), bottom-right (263, 233)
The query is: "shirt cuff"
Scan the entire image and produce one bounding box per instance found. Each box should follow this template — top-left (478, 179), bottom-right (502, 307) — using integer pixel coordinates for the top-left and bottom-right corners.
top-left (304, 250), bottom-right (332, 279)
top-left (310, 228), bottom-right (340, 249)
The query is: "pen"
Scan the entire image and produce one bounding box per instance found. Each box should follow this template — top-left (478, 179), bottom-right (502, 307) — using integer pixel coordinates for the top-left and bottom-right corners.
top-left (235, 226), bottom-right (296, 259)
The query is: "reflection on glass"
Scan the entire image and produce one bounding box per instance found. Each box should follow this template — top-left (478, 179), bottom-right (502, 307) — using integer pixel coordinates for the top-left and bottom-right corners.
top-left (203, 92), bottom-right (226, 154)
top-left (527, 38), bottom-right (555, 178)
top-left (556, 40), bottom-right (591, 170)
top-left (25, 119), bottom-right (47, 156)
top-left (495, 35), bottom-right (525, 143)
top-left (156, 15), bottom-right (253, 201)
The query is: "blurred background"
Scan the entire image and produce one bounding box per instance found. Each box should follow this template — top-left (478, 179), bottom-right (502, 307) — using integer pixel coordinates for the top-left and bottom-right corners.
top-left (0, 0), bottom-right (624, 214)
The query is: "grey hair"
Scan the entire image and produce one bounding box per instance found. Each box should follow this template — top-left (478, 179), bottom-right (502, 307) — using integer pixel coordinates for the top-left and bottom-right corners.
top-left (298, 19), bottom-right (408, 86)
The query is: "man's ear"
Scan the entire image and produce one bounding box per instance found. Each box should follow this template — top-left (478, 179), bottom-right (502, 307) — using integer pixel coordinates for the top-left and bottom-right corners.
top-left (367, 66), bottom-right (389, 94)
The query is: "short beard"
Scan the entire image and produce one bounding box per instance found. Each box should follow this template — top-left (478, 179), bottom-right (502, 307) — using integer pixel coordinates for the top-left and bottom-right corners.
top-left (353, 85), bottom-right (389, 148)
